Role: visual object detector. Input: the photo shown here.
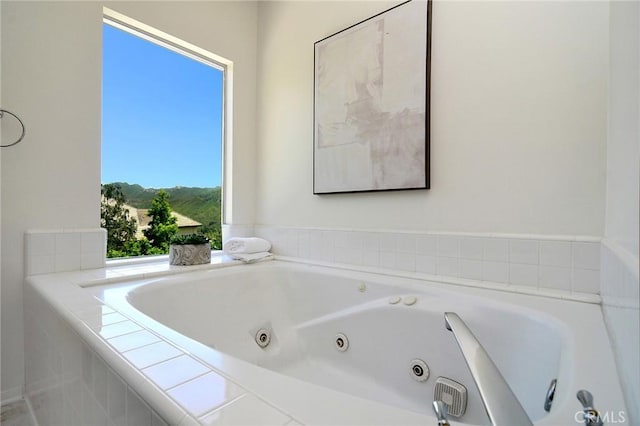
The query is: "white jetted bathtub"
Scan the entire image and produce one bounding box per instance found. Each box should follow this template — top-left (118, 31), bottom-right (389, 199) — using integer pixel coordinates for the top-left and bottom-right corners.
top-left (83, 260), bottom-right (627, 425)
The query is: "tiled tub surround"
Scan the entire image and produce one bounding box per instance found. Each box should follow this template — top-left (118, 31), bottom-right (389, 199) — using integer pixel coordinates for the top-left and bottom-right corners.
top-left (24, 282), bottom-right (171, 426)
top-left (24, 259), bottom-right (627, 426)
top-left (254, 226), bottom-right (602, 298)
top-left (24, 258), bottom-right (293, 426)
top-left (25, 228), bottom-right (107, 275)
top-left (600, 240), bottom-right (640, 424)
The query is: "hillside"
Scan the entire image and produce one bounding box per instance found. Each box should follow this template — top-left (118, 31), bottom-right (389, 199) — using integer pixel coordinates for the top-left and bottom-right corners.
top-left (110, 182), bottom-right (221, 232)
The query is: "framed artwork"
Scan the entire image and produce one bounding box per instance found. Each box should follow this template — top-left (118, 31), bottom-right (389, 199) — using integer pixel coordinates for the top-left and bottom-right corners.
top-left (313, 0), bottom-right (431, 194)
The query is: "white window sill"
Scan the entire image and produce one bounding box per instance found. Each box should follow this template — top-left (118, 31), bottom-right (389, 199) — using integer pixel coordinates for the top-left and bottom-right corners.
top-left (105, 250), bottom-right (224, 267)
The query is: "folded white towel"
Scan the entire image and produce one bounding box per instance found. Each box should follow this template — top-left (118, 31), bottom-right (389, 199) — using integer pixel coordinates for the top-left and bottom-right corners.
top-left (223, 237), bottom-right (271, 254)
top-left (229, 252), bottom-right (273, 264)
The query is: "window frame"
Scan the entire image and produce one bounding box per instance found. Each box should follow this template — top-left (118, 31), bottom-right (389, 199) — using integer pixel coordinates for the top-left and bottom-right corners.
top-left (102, 8), bottom-right (231, 259)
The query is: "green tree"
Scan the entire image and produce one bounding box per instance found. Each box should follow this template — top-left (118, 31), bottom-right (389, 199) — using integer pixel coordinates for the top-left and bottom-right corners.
top-left (101, 183), bottom-right (137, 256)
top-left (199, 222), bottom-right (222, 250)
top-left (143, 190), bottom-right (178, 251)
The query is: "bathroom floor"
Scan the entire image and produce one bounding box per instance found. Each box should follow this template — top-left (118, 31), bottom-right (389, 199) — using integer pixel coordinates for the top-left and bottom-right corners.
top-left (1, 400), bottom-right (35, 426)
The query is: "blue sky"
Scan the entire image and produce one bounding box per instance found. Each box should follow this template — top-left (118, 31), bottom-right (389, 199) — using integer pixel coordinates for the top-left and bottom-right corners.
top-left (102, 23), bottom-right (223, 188)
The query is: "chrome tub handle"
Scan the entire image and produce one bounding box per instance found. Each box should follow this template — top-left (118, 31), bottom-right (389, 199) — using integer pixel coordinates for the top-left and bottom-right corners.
top-left (444, 312), bottom-right (533, 426)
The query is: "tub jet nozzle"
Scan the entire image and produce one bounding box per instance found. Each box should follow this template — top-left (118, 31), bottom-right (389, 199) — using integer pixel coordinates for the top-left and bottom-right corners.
top-left (335, 333), bottom-right (349, 352)
top-left (255, 329), bottom-right (271, 348)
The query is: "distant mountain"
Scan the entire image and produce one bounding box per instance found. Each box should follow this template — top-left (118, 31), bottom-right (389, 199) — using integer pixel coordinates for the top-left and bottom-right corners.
top-left (110, 182), bottom-right (221, 229)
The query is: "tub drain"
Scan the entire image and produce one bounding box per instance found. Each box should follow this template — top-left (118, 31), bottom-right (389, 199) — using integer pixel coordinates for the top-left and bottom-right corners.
top-left (255, 329), bottom-right (271, 348)
top-left (410, 359), bottom-right (430, 382)
top-left (335, 333), bottom-right (349, 352)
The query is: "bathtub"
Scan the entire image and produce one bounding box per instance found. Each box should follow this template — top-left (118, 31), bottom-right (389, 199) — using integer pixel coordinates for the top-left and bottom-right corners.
top-left (75, 260), bottom-right (628, 426)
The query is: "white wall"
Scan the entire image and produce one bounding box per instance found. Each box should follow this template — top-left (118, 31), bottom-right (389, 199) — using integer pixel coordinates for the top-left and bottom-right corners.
top-left (0, 0), bottom-right (3, 402)
top-left (255, 1), bottom-right (608, 236)
top-left (601, 1), bottom-right (640, 423)
top-left (606, 1), bottom-right (640, 259)
top-left (1, 2), bottom-right (100, 399)
top-left (0, 1), bottom-right (258, 400)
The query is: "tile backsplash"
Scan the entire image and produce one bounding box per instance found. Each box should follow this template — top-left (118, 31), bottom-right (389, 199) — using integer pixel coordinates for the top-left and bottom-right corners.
top-left (25, 228), bottom-right (106, 275)
top-left (25, 226), bottom-right (601, 296)
top-left (254, 225), bottom-right (602, 295)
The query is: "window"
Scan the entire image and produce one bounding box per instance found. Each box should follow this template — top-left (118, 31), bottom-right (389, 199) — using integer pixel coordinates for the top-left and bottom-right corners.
top-left (101, 9), bottom-right (228, 258)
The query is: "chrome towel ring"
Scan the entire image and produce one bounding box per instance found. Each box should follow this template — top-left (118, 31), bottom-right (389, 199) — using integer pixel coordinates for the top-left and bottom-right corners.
top-left (0, 109), bottom-right (26, 148)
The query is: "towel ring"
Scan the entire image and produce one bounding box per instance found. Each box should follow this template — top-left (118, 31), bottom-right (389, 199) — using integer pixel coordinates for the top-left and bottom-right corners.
top-left (0, 109), bottom-right (26, 148)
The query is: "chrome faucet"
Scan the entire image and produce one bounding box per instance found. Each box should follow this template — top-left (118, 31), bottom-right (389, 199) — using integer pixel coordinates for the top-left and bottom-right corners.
top-left (544, 379), bottom-right (557, 412)
top-left (432, 401), bottom-right (450, 426)
top-left (444, 312), bottom-right (533, 426)
top-left (577, 390), bottom-right (604, 426)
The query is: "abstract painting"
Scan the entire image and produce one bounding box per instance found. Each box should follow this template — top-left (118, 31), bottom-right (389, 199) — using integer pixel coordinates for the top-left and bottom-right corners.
top-left (313, 0), bottom-right (431, 194)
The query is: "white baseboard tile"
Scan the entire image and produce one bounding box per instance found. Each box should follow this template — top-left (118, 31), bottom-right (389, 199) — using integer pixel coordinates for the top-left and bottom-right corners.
top-left (1, 388), bottom-right (25, 406)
